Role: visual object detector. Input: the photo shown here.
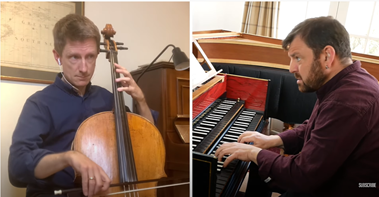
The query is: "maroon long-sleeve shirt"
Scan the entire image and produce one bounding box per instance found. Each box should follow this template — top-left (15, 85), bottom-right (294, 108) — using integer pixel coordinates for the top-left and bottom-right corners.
top-left (257, 61), bottom-right (379, 196)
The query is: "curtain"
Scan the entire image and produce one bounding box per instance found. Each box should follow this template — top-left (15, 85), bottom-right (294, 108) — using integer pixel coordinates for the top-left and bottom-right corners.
top-left (241, 2), bottom-right (280, 38)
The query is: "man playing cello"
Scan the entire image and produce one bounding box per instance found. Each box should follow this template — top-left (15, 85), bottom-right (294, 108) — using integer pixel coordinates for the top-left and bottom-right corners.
top-left (9, 14), bottom-right (154, 197)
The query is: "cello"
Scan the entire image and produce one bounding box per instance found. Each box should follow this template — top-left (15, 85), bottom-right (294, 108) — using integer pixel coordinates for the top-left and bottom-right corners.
top-left (71, 24), bottom-right (166, 197)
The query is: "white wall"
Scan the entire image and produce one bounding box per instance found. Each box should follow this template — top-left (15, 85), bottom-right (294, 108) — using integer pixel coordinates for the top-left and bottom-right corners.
top-left (192, 2), bottom-right (245, 32)
top-left (86, 2), bottom-right (190, 108)
top-left (1, 2), bottom-right (189, 196)
top-left (1, 82), bottom-right (47, 196)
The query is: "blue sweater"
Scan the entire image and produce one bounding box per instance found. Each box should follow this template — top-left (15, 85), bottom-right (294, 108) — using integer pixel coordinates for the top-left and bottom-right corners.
top-left (9, 74), bottom-right (115, 196)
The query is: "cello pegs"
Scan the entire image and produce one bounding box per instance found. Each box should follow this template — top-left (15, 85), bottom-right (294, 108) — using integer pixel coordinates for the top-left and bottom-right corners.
top-left (117, 47), bottom-right (128, 50)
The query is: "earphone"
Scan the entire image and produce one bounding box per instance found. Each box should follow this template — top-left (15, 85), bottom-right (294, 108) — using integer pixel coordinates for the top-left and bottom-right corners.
top-left (58, 58), bottom-right (61, 66)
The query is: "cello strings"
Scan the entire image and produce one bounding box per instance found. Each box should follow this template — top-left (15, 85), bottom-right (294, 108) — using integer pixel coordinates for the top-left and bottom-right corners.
top-left (128, 184), bottom-right (139, 197)
top-left (135, 184), bottom-right (139, 197)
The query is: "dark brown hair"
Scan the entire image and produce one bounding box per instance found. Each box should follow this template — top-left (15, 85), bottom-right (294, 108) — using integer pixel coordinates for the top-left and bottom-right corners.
top-left (53, 14), bottom-right (100, 55)
top-left (282, 16), bottom-right (351, 61)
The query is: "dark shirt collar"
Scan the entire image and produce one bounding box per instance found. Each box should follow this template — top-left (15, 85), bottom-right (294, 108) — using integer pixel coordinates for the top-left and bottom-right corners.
top-left (55, 73), bottom-right (92, 97)
top-left (316, 60), bottom-right (361, 101)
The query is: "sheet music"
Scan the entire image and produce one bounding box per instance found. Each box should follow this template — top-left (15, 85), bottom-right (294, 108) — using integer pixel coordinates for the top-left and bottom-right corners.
top-left (191, 40), bottom-right (222, 90)
top-left (190, 54), bottom-right (208, 88)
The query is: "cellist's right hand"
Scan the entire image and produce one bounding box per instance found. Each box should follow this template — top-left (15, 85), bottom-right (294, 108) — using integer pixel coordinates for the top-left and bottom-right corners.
top-left (65, 151), bottom-right (111, 197)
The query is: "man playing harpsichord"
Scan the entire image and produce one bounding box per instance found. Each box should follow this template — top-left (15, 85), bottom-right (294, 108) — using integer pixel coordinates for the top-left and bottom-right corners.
top-left (216, 16), bottom-right (379, 197)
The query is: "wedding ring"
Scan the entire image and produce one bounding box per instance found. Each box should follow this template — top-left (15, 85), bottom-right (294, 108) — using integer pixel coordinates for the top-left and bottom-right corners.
top-left (89, 177), bottom-right (95, 180)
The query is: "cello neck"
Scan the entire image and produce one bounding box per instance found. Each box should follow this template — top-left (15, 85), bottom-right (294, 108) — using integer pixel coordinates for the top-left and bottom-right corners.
top-left (103, 24), bottom-right (138, 183)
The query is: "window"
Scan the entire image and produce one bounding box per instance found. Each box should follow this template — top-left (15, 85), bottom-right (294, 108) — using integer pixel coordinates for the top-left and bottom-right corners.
top-left (278, 1), bottom-right (379, 56)
top-left (345, 2), bottom-right (379, 56)
top-left (277, 2), bottom-right (330, 40)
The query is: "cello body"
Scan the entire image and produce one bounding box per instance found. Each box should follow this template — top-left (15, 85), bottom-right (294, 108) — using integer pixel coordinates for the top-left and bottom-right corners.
top-left (70, 24), bottom-right (166, 197)
top-left (73, 111), bottom-right (166, 197)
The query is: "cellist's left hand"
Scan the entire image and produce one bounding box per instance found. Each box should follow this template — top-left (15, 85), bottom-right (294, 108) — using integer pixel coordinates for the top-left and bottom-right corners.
top-left (114, 63), bottom-right (145, 102)
top-left (114, 63), bottom-right (154, 123)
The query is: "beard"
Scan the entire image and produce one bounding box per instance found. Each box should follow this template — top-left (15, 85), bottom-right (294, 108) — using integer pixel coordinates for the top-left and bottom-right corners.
top-left (295, 59), bottom-right (327, 93)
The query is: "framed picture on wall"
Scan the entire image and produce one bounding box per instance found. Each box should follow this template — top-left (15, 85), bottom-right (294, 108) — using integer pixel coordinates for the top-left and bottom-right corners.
top-left (0, 2), bottom-right (84, 84)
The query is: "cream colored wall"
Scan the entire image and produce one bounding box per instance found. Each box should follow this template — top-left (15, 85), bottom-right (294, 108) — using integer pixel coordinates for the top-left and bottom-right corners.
top-left (1, 81), bottom-right (47, 196)
top-left (192, 2), bottom-right (245, 32)
top-left (1, 2), bottom-right (189, 196)
top-left (86, 2), bottom-right (190, 108)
